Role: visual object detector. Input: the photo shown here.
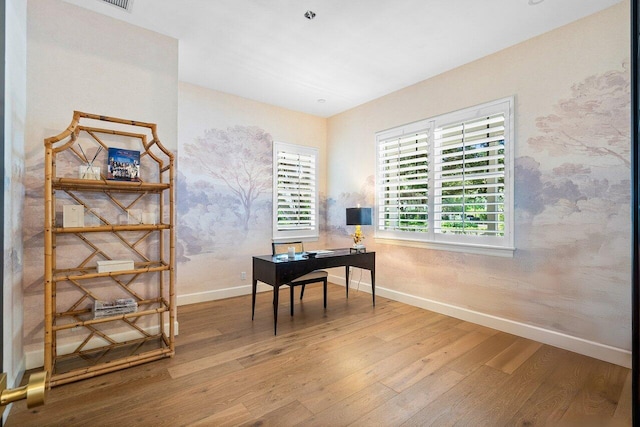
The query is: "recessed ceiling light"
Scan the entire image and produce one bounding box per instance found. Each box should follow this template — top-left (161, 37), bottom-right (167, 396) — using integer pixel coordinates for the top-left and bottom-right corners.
top-left (528, 0), bottom-right (544, 5)
top-left (304, 10), bottom-right (316, 20)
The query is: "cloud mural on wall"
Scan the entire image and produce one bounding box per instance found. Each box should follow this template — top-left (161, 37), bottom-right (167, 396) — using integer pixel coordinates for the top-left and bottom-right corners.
top-left (326, 175), bottom-right (375, 238)
top-left (178, 125), bottom-right (273, 259)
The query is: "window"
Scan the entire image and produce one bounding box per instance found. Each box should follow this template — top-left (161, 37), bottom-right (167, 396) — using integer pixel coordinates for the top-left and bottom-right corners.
top-left (376, 97), bottom-right (514, 256)
top-left (273, 142), bottom-right (319, 241)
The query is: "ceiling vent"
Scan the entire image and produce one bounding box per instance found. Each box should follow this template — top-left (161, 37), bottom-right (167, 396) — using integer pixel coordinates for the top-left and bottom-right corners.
top-left (99, 0), bottom-right (134, 12)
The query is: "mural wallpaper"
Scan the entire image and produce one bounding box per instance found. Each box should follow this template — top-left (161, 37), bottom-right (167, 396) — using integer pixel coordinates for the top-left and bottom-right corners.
top-left (177, 123), bottom-right (331, 297)
top-left (22, 154), bottom-right (49, 349)
top-left (518, 64), bottom-right (631, 346)
top-left (326, 175), bottom-right (375, 239)
top-left (179, 125), bottom-right (273, 257)
top-left (326, 63), bottom-right (631, 350)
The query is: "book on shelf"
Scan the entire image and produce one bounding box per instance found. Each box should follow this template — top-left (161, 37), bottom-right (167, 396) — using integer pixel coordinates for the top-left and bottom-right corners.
top-left (107, 147), bottom-right (140, 182)
top-left (93, 298), bottom-right (138, 319)
top-left (96, 259), bottom-right (134, 273)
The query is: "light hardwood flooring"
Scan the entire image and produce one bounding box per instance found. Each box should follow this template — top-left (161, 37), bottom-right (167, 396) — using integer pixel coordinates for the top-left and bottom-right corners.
top-left (7, 283), bottom-right (632, 426)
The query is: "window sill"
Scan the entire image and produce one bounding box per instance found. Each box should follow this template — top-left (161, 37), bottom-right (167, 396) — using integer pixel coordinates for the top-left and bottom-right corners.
top-left (273, 235), bottom-right (319, 244)
top-left (374, 237), bottom-right (515, 258)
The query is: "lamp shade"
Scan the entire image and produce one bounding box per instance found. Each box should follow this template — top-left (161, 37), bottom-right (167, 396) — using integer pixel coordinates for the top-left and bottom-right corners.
top-left (346, 207), bottom-right (372, 226)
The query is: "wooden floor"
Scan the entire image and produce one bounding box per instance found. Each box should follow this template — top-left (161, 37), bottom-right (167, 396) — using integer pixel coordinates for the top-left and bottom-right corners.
top-left (7, 283), bottom-right (632, 426)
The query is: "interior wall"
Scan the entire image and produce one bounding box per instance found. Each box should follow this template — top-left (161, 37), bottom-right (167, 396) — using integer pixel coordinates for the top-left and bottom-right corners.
top-left (176, 82), bottom-right (327, 304)
top-left (22, 0), bottom-right (178, 366)
top-left (326, 1), bottom-right (631, 366)
top-left (4, 0), bottom-right (27, 397)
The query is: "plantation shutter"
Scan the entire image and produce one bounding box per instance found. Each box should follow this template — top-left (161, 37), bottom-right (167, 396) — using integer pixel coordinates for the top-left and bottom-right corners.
top-left (274, 142), bottom-right (318, 239)
top-left (375, 97), bottom-right (513, 255)
top-left (433, 113), bottom-right (505, 236)
top-left (377, 128), bottom-right (430, 235)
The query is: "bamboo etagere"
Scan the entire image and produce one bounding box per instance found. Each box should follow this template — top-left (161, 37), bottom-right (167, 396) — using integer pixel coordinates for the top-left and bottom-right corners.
top-left (44, 111), bottom-right (175, 387)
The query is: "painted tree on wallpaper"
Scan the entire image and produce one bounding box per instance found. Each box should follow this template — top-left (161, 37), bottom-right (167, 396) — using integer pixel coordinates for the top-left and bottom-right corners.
top-left (183, 126), bottom-right (272, 231)
top-left (529, 64), bottom-right (630, 168)
top-left (526, 64), bottom-right (630, 222)
top-left (180, 126), bottom-right (273, 257)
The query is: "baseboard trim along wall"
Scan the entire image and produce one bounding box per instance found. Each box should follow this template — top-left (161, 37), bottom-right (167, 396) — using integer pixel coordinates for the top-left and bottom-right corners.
top-left (177, 283), bottom-right (272, 306)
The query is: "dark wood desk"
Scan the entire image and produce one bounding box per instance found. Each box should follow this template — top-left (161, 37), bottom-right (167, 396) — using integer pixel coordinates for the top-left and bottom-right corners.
top-left (252, 249), bottom-right (375, 334)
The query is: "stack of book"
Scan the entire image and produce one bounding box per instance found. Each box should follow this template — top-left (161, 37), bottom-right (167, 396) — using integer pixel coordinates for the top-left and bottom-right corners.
top-left (93, 298), bottom-right (138, 319)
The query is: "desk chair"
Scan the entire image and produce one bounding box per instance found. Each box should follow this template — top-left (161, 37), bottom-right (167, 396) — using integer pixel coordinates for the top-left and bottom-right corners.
top-left (272, 242), bottom-right (328, 316)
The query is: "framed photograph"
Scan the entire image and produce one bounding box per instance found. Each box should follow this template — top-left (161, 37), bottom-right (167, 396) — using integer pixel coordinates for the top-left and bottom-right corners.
top-left (107, 147), bottom-right (140, 181)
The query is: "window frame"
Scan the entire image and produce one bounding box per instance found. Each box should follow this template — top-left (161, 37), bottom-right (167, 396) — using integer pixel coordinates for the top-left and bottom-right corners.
top-left (375, 97), bottom-right (515, 257)
top-left (272, 141), bottom-right (319, 242)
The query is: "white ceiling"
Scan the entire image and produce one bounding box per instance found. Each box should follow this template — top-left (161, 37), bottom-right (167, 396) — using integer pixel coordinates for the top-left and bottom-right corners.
top-left (61, 0), bottom-right (623, 117)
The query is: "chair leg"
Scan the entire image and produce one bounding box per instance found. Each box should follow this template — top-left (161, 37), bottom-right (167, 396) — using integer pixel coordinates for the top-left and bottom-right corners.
top-left (290, 285), bottom-right (294, 316)
top-left (300, 284), bottom-right (306, 300)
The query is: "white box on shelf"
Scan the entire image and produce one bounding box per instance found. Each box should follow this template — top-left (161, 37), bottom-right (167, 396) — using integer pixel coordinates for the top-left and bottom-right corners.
top-left (97, 259), bottom-right (134, 273)
top-left (78, 165), bottom-right (101, 180)
top-left (63, 205), bottom-right (84, 228)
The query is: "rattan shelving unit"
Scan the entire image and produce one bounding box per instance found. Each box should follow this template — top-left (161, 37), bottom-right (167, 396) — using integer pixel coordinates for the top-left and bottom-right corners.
top-left (44, 111), bottom-right (175, 387)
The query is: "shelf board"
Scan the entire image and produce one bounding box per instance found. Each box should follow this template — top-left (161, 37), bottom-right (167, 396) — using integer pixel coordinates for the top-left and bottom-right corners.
top-left (53, 177), bottom-right (170, 193)
top-left (53, 262), bottom-right (169, 281)
top-left (53, 300), bottom-right (169, 331)
top-left (54, 223), bottom-right (170, 233)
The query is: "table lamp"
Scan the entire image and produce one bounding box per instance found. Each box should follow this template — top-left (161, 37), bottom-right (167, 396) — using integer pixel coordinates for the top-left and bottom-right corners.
top-left (346, 207), bottom-right (372, 253)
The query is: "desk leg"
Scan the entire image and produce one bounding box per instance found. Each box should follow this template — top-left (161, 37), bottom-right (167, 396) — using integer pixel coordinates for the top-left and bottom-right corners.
top-left (371, 269), bottom-right (376, 307)
top-left (345, 266), bottom-right (350, 298)
top-left (252, 278), bottom-right (257, 320)
top-left (273, 285), bottom-right (279, 335)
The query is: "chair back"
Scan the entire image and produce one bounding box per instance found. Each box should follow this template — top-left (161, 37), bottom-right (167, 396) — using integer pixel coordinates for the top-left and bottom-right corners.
top-left (272, 241), bottom-right (304, 255)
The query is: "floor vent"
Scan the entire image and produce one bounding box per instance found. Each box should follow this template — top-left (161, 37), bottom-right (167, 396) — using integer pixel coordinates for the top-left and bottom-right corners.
top-left (99, 0), bottom-right (134, 12)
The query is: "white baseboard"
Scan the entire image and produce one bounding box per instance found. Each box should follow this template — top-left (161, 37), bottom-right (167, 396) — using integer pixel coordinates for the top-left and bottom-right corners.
top-left (330, 273), bottom-right (631, 368)
top-left (177, 283), bottom-right (271, 306)
top-left (25, 321), bottom-right (179, 371)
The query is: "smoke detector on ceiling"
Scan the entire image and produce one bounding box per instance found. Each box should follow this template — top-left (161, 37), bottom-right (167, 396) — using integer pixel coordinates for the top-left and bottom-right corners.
top-left (99, 0), bottom-right (134, 13)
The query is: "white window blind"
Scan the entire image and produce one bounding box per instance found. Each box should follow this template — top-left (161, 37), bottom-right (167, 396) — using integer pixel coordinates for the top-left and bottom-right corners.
top-left (377, 128), bottom-right (431, 237)
top-left (433, 113), bottom-right (505, 237)
top-left (375, 97), bottom-right (514, 255)
top-left (273, 142), bottom-right (319, 240)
